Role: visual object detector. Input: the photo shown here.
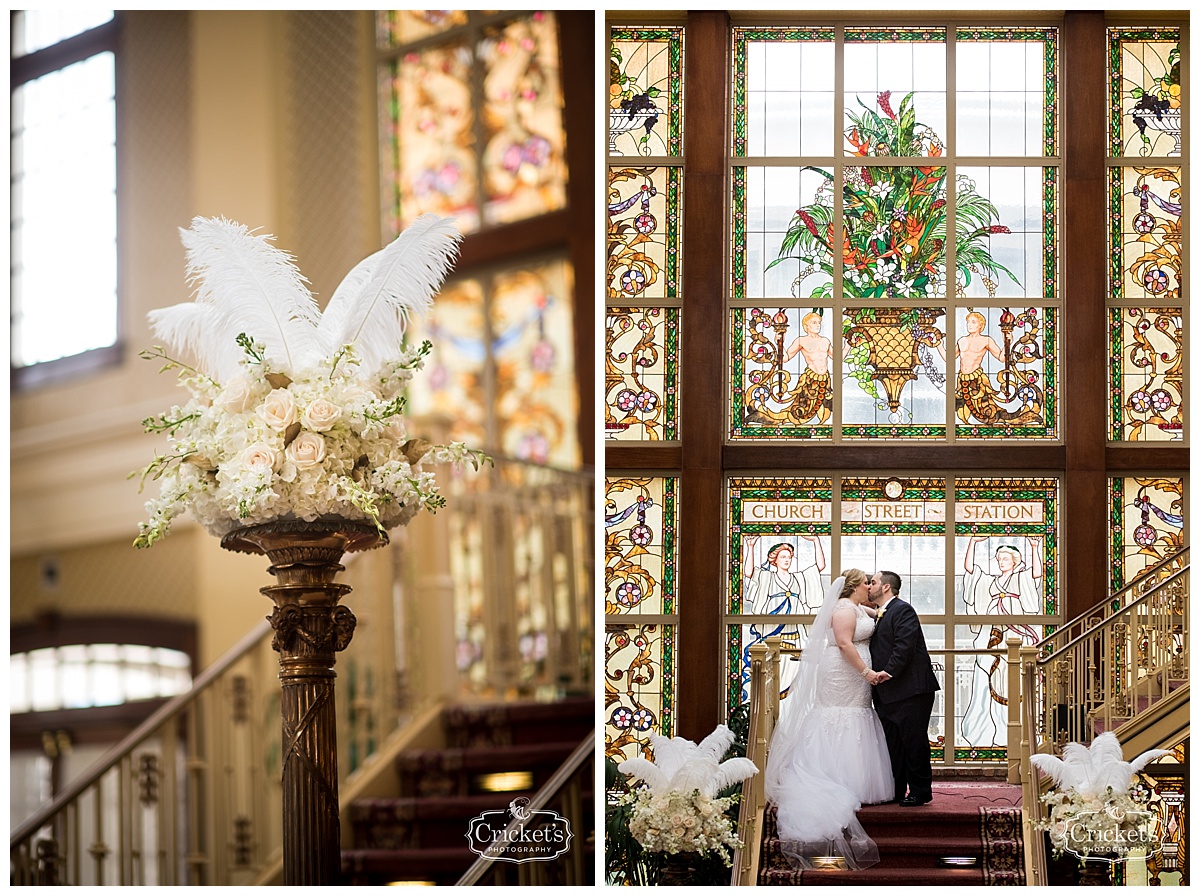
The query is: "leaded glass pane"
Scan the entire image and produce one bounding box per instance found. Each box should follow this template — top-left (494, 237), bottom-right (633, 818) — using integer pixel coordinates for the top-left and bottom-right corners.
top-left (955, 29), bottom-right (1057, 157)
top-left (605, 307), bottom-right (680, 441)
top-left (954, 306), bottom-right (1057, 439)
top-left (606, 623), bottom-right (675, 763)
top-left (607, 166), bottom-right (682, 300)
top-left (605, 476), bottom-right (677, 617)
top-left (841, 532), bottom-right (946, 616)
top-left (478, 12), bottom-right (566, 226)
top-left (406, 277), bottom-right (489, 448)
top-left (1110, 166), bottom-right (1182, 301)
top-left (491, 259), bottom-right (577, 466)
top-left (1109, 307), bottom-right (1184, 441)
top-left (609, 26), bottom-right (684, 157)
top-left (733, 29), bottom-right (836, 157)
top-left (730, 307), bottom-right (834, 439)
top-left (1109, 476), bottom-right (1186, 592)
top-left (383, 43), bottom-right (479, 234)
top-left (377, 10), bottom-right (469, 48)
top-left (738, 165), bottom-right (833, 300)
top-left (1131, 742), bottom-right (1187, 885)
top-left (844, 29), bottom-right (946, 157)
top-left (842, 307), bottom-right (947, 438)
top-left (1109, 28), bottom-right (1182, 158)
top-left (956, 167), bottom-right (1049, 300)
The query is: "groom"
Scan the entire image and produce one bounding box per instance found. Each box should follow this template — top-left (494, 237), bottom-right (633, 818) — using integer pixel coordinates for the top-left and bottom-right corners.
top-left (865, 570), bottom-right (939, 807)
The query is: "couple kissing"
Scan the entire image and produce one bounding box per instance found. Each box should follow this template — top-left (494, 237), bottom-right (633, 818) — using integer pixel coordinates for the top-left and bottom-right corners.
top-left (763, 569), bottom-right (940, 871)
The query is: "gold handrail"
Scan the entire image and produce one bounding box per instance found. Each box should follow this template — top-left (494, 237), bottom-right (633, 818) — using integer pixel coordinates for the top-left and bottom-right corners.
top-left (455, 731), bottom-right (595, 886)
top-left (730, 636), bottom-right (782, 886)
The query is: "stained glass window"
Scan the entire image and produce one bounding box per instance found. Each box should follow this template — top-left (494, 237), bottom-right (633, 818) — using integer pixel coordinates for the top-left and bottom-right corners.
top-left (726, 475), bottom-right (1059, 761)
top-left (1108, 307), bottom-right (1184, 441)
top-left (605, 307), bottom-right (680, 441)
top-left (608, 27), bottom-right (684, 158)
top-left (1109, 476), bottom-right (1186, 592)
top-left (380, 11), bottom-right (566, 236)
top-left (1129, 741), bottom-right (1187, 885)
top-left (605, 476), bottom-right (678, 762)
top-left (730, 27), bottom-right (1059, 442)
top-left (405, 258), bottom-right (578, 468)
top-left (1109, 28), bottom-right (1182, 159)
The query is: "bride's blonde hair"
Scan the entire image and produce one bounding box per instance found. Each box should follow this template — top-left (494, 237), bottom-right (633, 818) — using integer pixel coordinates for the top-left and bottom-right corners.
top-left (838, 569), bottom-right (867, 599)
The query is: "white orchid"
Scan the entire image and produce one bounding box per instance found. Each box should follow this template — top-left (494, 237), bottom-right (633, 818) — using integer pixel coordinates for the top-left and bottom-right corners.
top-left (618, 724), bottom-right (759, 798)
top-left (1029, 732), bottom-right (1169, 801)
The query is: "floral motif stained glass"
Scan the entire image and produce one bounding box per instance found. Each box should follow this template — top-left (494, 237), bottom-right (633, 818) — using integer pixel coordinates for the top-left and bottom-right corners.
top-left (954, 306), bottom-right (1057, 439)
top-left (377, 10), bottom-right (468, 48)
top-left (1109, 28), bottom-right (1182, 159)
top-left (606, 623), bottom-right (674, 763)
top-left (1110, 167), bottom-right (1182, 302)
top-left (605, 307), bottom-right (679, 441)
top-left (1109, 476), bottom-right (1185, 592)
top-left (1109, 307), bottom-right (1184, 441)
top-left (607, 166), bottom-right (681, 301)
top-left (608, 26), bottom-right (683, 157)
top-left (478, 12), bottom-right (566, 227)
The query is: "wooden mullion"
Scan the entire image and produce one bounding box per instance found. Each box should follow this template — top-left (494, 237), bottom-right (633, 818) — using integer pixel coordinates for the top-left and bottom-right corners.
top-left (605, 444), bottom-right (683, 470)
top-left (1105, 447), bottom-right (1191, 473)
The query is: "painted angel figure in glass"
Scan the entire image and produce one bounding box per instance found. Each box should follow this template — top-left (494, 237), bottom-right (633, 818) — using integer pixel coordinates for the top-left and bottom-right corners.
top-left (960, 535), bottom-right (1043, 747)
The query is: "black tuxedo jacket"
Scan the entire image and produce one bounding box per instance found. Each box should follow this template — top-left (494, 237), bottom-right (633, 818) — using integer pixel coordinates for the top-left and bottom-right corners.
top-left (869, 597), bottom-right (940, 705)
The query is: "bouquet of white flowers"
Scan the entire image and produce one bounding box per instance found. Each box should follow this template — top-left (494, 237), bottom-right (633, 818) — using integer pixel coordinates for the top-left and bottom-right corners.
top-left (133, 215), bottom-right (488, 548)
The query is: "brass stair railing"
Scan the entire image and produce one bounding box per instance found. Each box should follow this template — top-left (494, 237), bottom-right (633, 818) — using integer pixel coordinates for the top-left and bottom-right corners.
top-left (1014, 546), bottom-right (1189, 885)
top-left (456, 732), bottom-right (595, 886)
top-left (730, 636), bottom-right (783, 886)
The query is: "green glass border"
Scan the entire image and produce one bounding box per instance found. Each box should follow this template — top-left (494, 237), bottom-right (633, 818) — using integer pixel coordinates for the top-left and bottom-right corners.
top-left (1110, 475), bottom-right (1126, 594)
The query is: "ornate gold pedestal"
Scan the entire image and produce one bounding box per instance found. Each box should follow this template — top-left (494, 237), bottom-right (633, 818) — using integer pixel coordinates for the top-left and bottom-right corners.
top-left (222, 519), bottom-right (387, 886)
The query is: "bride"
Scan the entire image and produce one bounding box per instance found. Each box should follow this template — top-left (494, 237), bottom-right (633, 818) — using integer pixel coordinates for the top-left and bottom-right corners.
top-left (764, 569), bottom-right (893, 870)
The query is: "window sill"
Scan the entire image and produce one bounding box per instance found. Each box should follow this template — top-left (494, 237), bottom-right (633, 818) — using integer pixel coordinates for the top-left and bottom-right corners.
top-left (11, 342), bottom-right (124, 391)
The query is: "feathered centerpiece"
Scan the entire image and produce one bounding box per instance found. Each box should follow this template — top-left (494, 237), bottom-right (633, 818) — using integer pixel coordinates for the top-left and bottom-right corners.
top-left (132, 214), bottom-right (488, 548)
top-left (614, 725), bottom-right (759, 867)
top-left (1029, 732), bottom-right (1168, 861)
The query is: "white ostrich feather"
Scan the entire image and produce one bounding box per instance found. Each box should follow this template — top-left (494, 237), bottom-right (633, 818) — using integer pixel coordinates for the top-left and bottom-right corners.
top-left (147, 301), bottom-right (230, 380)
top-left (316, 214), bottom-right (461, 370)
top-left (1029, 732), bottom-right (1169, 800)
top-left (177, 216), bottom-right (323, 378)
top-left (618, 724), bottom-right (759, 798)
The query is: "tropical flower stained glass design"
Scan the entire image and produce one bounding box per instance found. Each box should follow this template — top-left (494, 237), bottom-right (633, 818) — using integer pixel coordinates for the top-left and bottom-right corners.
top-left (605, 476), bottom-right (677, 761)
top-left (1109, 476), bottom-right (1185, 592)
top-left (605, 307), bottom-right (679, 441)
top-left (1110, 29), bottom-right (1182, 158)
top-left (608, 26), bottom-right (683, 157)
top-left (843, 30), bottom-right (947, 157)
top-left (1109, 307), bottom-right (1184, 441)
top-left (607, 167), bottom-right (682, 301)
top-left (953, 477), bottom-right (1058, 759)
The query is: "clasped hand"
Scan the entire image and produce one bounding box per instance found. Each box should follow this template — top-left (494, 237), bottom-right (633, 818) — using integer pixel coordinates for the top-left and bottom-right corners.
top-left (865, 670), bottom-right (892, 686)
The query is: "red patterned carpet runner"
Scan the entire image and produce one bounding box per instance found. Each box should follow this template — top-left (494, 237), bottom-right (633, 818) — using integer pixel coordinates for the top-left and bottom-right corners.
top-left (979, 806), bottom-right (1026, 885)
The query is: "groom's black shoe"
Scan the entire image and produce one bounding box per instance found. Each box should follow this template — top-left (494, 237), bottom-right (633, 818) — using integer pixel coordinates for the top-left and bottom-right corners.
top-left (900, 795), bottom-right (932, 807)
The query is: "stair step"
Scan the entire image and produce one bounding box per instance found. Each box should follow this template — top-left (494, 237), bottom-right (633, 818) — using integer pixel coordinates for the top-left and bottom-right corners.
top-left (762, 865), bottom-right (984, 886)
top-left (443, 697), bottom-right (593, 748)
top-left (397, 741), bottom-right (581, 797)
top-left (342, 846), bottom-right (475, 886)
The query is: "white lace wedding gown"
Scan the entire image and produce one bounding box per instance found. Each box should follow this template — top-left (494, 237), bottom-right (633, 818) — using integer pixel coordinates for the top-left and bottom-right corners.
top-left (765, 597), bottom-right (893, 869)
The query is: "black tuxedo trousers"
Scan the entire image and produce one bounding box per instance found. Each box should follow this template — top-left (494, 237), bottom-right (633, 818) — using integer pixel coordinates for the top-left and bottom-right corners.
top-left (869, 598), bottom-right (939, 802)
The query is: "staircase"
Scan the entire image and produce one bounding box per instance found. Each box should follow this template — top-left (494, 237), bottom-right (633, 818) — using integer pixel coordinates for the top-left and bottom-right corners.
top-left (757, 778), bottom-right (1025, 886)
top-left (341, 696), bottom-right (594, 885)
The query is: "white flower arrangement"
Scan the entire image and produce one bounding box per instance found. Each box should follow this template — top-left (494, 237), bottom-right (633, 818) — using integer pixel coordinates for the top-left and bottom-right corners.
top-left (133, 214), bottom-right (488, 548)
top-left (1029, 732), bottom-right (1167, 861)
top-left (616, 724), bottom-right (759, 864)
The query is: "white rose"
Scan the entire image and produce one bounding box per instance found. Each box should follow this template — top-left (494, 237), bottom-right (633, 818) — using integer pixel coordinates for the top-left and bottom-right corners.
top-left (220, 376), bottom-right (256, 414)
top-left (241, 443), bottom-right (279, 473)
top-left (257, 389), bottom-right (298, 431)
top-left (286, 431), bottom-right (327, 469)
top-left (302, 398), bottom-right (342, 432)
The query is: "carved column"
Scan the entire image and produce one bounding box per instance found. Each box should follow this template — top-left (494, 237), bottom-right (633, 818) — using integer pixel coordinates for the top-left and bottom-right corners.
top-left (222, 519), bottom-right (386, 886)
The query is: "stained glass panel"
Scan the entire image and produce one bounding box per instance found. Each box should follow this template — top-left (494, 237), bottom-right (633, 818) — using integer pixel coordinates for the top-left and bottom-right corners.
top-left (737, 166), bottom-right (833, 300)
top-left (1109, 29), bottom-right (1182, 158)
top-left (478, 12), bottom-right (566, 227)
top-left (1110, 166), bottom-right (1182, 302)
top-left (491, 259), bottom-right (577, 466)
top-left (733, 29), bottom-right (836, 157)
top-left (954, 306), bottom-right (1057, 439)
top-left (406, 277), bottom-right (488, 448)
top-left (605, 476), bottom-right (677, 617)
top-left (605, 307), bottom-right (680, 441)
top-left (844, 29), bottom-right (946, 158)
top-left (1130, 741), bottom-right (1187, 885)
top-left (955, 29), bottom-right (1057, 157)
top-left (730, 307), bottom-right (835, 439)
top-left (842, 307), bottom-right (947, 438)
top-left (605, 623), bottom-right (675, 763)
top-left (377, 10), bottom-right (468, 48)
top-left (383, 43), bottom-right (479, 234)
top-left (609, 26), bottom-right (684, 157)
top-left (1109, 476), bottom-right (1185, 592)
top-left (607, 166), bottom-right (682, 300)
top-left (956, 167), bottom-right (1050, 300)
top-left (1109, 307), bottom-right (1184, 441)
